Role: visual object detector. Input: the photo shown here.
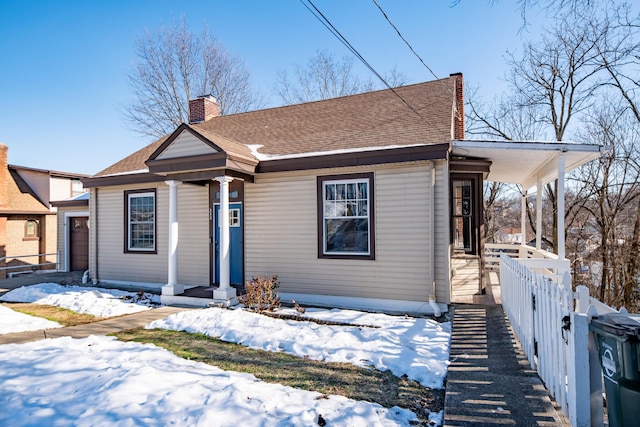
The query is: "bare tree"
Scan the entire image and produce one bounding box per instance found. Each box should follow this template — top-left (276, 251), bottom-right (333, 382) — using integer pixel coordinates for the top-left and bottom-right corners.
top-left (466, 85), bottom-right (548, 141)
top-left (467, 0), bottom-right (640, 307)
top-left (124, 18), bottom-right (265, 139)
top-left (273, 50), bottom-right (408, 105)
top-left (572, 105), bottom-right (640, 308)
top-left (505, 15), bottom-right (606, 253)
top-left (589, 4), bottom-right (640, 308)
top-left (466, 86), bottom-right (547, 246)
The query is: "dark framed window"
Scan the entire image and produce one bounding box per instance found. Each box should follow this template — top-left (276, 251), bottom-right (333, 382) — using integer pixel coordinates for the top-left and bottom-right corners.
top-left (124, 189), bottom-right (156, 253)
top-left (24, 219), bottom-right (39, 240)
top-left (317, 172), bottom-right (375, 260)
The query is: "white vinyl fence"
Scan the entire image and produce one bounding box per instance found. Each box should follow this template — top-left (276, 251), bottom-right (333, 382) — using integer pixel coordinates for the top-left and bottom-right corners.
top-left (500, 252), bottom-right (612, 427)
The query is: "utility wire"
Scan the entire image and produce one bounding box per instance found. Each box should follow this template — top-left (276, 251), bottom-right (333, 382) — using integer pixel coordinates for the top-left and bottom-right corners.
top-left (371, 0), bottom-right (461, 120)
top-left (299, 0), bottom-right (448, 138)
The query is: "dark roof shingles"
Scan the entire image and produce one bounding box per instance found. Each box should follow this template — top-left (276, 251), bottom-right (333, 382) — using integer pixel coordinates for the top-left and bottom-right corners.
top-left (96, 77), bottom-right (456, 177)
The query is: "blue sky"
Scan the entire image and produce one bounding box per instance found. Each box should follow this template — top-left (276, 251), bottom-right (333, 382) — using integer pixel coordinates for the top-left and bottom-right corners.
top-left (0, 0), bottom-right (536, 175)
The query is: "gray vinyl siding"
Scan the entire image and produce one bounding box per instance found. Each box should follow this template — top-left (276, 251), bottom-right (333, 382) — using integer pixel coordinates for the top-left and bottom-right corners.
top-left (245, 161), bottom-right (450, 304)
top-left (94, 183), bottom-right (209, 286)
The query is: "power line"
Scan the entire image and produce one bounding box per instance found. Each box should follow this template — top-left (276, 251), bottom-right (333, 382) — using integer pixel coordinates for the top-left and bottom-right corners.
top-left (299, 0), bottom-right (448, 139)
top-left (371, 0), bottom-right (461, 120)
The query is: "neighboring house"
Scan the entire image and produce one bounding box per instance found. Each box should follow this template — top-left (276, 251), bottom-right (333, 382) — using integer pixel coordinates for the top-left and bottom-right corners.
top-left (495, 227), bottom-right (522, 244)
top-left (82, 74), bottom-right (604, 313)
top-left (0, 143), bottom-right (88, 279)
top-left (51, 192), bottom-right (89, 273)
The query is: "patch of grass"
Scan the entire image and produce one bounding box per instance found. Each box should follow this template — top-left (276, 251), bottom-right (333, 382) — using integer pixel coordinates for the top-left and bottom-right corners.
top-left (116, 328), bottom-right (444, 425)
top-left (0, 302), bottom-right (98, 326)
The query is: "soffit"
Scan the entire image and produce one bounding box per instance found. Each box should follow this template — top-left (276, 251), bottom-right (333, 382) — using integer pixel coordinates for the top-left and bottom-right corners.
top-left (452, 140), bottom-right (604, 190)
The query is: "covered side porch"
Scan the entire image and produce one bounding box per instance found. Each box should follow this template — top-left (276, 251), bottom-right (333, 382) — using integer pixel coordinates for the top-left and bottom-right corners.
top-left (449, 139), bottom-right (605, 303)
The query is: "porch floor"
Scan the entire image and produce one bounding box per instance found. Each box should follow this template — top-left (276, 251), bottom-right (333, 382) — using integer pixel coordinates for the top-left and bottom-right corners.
top-left (451, 255), bottom-right (502, 305)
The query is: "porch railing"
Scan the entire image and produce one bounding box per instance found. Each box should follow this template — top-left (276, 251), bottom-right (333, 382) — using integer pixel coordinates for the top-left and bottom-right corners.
top-left (0, 252), bottom-right (60, 276)
top-left (500, 252), bottom-right (620, 427)
top-left (486, 243), bottom-right (569, 276)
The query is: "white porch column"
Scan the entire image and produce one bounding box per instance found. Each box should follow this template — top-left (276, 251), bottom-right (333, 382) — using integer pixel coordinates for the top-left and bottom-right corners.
top-left (536, 179), bottom-right (543, 251)
top-left (521, 190), bottom-right (527, 247)
top-left (557, 154), bottom-right (566, 259)
top-left (214, 176), bottom-right (237, 302)
top-left (162, 180), bottom-right (183, 296)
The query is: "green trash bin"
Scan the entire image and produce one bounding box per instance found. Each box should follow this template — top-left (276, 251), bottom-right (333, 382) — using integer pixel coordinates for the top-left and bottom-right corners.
top-left (590, 313), bottom-right (640, 427)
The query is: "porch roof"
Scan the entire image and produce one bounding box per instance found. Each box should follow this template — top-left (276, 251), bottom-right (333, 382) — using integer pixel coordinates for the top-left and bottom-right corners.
top-left (452, 140), bottom-right (605, 189)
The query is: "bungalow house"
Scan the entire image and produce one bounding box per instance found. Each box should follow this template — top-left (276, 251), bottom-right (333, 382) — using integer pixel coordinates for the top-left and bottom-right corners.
top-left (81, 74), bottom-right (604, 313)
top-left (0, 143), bottom-right (88, 278)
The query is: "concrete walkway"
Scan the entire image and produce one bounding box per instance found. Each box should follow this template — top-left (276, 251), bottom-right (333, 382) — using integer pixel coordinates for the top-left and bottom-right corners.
top-left (444, 274), bottom-right (568, 426)
top-left (0, 306), bottom-right (189, 345)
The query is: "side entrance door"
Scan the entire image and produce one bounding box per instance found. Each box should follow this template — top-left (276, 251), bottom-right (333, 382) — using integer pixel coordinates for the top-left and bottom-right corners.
top-left (214, 203), bottom-right (243, 285)
top-left (70, 216), bottom-right (89, 271)
top-left (452, 180), bottom-right (475, 254)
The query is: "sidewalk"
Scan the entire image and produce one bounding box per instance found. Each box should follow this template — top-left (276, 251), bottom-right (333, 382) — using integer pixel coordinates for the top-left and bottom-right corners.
top-left (0, 306), bottom-right (190, 345)
top-left (443, 274), bottom-right (568, 426)
top-left (0, 272), bottom-right (191, 345)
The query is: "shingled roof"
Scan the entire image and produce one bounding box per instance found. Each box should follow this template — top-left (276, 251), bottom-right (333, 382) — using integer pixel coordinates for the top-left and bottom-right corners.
top-left (96, 76), bottom-right (460, 177)
top-left (0, 168), bottom-right (49, 214)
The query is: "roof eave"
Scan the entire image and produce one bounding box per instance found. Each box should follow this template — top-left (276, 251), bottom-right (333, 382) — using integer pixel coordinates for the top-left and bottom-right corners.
top-left (257, 143), bottom-right (450, 173)
top-left (452, 139), bottom-right (604, 189)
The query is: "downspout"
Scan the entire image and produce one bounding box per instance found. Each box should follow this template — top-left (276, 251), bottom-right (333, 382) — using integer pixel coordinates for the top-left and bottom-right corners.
top-left (428, 162), bottom-right (442, 317)
top-left (91, 187), bottom-right (99, 285)
top-left (521, 190), bottom-right (527, 249)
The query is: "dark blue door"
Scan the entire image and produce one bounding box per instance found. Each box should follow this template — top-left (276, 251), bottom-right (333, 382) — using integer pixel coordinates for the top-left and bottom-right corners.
top-left (214, 203), bottom-right (243, 285)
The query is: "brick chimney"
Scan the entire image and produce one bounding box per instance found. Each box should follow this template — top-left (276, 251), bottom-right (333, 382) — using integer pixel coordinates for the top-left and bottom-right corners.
top-left (0, 143), bottom-right (7, 208)
top-left (451, 73), bottom-right (464, 140)
top-left (0, 143), bottom-right (7, 279)
top-left (188, 95), bottom-right (220, 124)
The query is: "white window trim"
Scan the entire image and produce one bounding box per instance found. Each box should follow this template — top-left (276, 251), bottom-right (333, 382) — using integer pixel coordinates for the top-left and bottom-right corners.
top-left (63, 211), bottom-right (89, 271)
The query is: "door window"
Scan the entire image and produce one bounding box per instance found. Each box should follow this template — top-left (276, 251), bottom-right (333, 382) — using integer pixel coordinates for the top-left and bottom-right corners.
top-left (453, 180), bottom-right (473, 253)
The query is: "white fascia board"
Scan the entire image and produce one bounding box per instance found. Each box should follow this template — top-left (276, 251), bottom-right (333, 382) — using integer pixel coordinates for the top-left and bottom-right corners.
top-left (453, 139), bottom-right (601, 151)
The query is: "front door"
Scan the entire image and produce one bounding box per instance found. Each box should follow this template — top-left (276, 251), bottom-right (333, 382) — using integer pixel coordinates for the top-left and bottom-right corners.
top-left (214, 203), bottom-right (243, 285)
top-left (70, 216), bottom-right (89, 271)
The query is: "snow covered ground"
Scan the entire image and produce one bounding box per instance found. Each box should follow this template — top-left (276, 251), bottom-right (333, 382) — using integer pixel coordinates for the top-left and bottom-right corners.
top-left (149, 307), bottom-right (451, 389)
top-left (0, 335), bottom-right (425, 427)
top-left (0, 304), bottom-right (62, 333)
top-left (0, 283), bottom-right (450, 426)
top-left (0, 283), bottom-right (160, 318)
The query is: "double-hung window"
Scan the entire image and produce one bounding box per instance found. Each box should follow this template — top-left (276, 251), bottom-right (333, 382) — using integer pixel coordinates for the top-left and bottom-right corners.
top-left (125, 190), bottom-right (156, 253)
top-left (24, 219), bottom-right (39, 240)
top-left (318, 173), bottom-right (375, 259)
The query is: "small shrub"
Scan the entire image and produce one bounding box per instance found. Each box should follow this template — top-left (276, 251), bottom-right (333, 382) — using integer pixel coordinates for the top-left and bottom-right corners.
top-left (240, 275), bottom-right (280, 312)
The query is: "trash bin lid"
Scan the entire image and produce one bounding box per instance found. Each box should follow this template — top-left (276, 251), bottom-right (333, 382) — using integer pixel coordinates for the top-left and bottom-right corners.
top-left (590, 313), bottom-right (640, 341)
